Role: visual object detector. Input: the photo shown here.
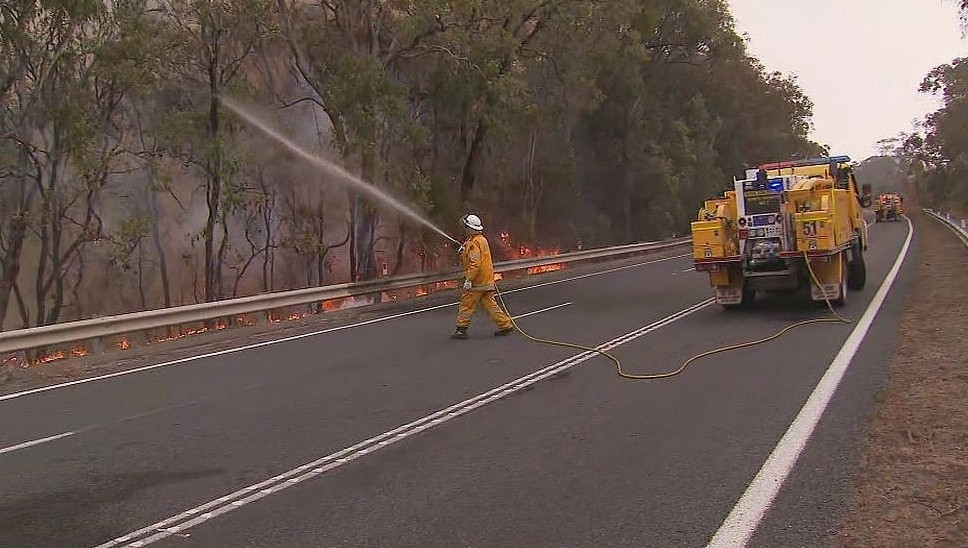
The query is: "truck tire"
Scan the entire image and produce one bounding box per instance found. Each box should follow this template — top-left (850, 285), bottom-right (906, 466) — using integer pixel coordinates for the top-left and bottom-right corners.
top-left (848, 240), bottom-right (867, 291)
top-left (833, 255), bottom-right (849, 307)
top-left (722, 284), bottom-right (755, 311)
top-left (833, 279), bottom-right (847, 307)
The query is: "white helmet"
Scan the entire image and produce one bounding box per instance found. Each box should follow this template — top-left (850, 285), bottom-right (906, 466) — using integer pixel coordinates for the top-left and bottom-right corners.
top-left (462, 214), bottom-right (484, 231)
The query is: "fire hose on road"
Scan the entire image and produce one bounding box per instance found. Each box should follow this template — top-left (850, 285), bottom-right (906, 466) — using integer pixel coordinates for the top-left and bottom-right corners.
top-left (490, 250), bottom-right (851, 381)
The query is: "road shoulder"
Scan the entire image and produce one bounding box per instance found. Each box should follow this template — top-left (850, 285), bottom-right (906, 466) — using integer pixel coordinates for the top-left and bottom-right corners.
top-left (830, 212), bottom-right (968, 546)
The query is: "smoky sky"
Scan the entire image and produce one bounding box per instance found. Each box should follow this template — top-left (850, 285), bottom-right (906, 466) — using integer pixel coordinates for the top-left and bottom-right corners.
top-left (728, 0), bottom-right (966, 160)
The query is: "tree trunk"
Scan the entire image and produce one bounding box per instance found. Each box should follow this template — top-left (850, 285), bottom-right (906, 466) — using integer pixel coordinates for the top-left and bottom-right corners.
top-left (204, 48), bottom-right (223, 302)
top-left (215, 212), bottom-right (230, 297)
top-left (148, 192), bottom-right (172, 308)
top-left (71, 251), bottom-right (85, 320)
top-left (391, 221), bottom-right (406, 276)
top-left (46, 208), bottom-right (66, 325)
top-left (460, 121), bottom-right (487, 208)
top-left (35, 187), bottom-right (52, 327)
top-left (316, 250), bottom-right (326, 286)
top-left (621, 108), bottom-right (635, 243)
top-left (354, 200), bottom-right (377, 281)
top-left (525, 127), bottom-right (538, 242)
top-left (262, 242), bottom-right (272, 291)
top-left (621, 147), bottom-right (634, 243)
top-left (354, 150), bottom-right (379, 280)
top-left (204, 174), bottom-right (222, 302)
top-left (138, 243), bottom-right (148, 310)
top-left (0, 216), bottom-right (27, 332)
top-left (13, 282), bottom-right (28, 328)
top-left (261, 190), bottom-right (273, 292)
top-left (348, 188), bottom-right (358, 282)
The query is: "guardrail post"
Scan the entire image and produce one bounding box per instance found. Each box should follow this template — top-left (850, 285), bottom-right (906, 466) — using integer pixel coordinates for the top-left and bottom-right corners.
top-left (90, 336), bottom-right (104, 355)
top-left (961, 219), bottom-right (966, 230)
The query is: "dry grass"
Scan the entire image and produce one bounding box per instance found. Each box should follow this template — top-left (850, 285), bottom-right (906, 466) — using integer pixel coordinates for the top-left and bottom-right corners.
top-left (830, 212), bottom-right (968, 547)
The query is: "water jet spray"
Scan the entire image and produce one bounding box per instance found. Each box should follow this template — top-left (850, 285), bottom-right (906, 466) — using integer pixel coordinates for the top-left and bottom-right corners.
top-left (219, 95), bottom-right (460, 246)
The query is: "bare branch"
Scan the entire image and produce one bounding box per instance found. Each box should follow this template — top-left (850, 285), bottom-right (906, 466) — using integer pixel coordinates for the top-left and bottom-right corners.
top-left (278, 96), bottom-right (328, 110)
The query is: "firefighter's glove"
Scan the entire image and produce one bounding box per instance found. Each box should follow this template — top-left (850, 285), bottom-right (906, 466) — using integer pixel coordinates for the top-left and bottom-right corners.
top-left (463, 279), bottom-right (472, 291)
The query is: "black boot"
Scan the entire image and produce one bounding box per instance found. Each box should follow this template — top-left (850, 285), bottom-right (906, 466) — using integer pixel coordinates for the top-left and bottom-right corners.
top-left (494, 326), bottom-right (514, 337)
top-left (451, 327), bottom-right (468, 339)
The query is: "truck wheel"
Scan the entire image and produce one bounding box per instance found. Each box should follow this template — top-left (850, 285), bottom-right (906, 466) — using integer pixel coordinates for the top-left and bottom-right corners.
top-left (832, 259), bottom-right (848, 307)
top-left (848, 241), bottom-right (867, 291)
top-left (722, 285), bottom-right (755, 311)
top-left (833, 280), bottom-right (847, 307)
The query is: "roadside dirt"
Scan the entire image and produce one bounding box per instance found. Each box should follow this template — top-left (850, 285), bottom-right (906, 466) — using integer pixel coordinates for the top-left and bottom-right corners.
top-left (830, 211), bottom-right (968, 547)
top-left (0, 246), bottom-right (688, 396)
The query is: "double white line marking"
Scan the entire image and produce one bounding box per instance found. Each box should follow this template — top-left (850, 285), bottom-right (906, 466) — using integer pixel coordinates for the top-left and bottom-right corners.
top-left (96, 298), bottom-right (714, 547)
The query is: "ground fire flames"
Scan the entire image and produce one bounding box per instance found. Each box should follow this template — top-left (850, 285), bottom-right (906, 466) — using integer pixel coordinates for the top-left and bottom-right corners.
top-left (498, 232), bottom-right (560, 260)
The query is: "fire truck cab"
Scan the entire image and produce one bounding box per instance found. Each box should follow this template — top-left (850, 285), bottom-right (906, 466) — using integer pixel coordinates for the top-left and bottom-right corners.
top-left (691, 155), bottom-right (868, 309)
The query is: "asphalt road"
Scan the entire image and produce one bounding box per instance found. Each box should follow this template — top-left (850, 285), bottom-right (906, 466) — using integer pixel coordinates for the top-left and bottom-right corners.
top-left (0, 218), bottom-right (916, 548)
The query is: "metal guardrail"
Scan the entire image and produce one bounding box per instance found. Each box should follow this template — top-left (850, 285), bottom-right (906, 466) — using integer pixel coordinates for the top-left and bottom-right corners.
top-left (924, 208), bottom-right (968, 248)
top-left (0, 237), bottom-right (691, 355)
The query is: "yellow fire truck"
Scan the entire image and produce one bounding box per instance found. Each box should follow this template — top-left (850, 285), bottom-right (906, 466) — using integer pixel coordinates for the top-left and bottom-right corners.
top-left (873, 192), bottom-right (903, 222)
top-left (690, 156), bottom-right (868, 309)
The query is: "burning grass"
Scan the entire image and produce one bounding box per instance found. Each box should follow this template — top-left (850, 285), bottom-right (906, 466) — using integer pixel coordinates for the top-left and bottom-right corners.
top-left (499, 231), bottom-right (560, 259)
top-left (269, 310), bottom-right (313, 323)
top-left (34, 350), bottom-right (66, 364)
top-left (527, 263), bottom-right (565, 275)
top-left (1, 355), bottom-right (22, 368)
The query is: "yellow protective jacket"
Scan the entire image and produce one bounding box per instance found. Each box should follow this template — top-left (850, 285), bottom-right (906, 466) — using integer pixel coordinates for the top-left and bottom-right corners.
top-left (461, 234), bottom-right (496, 291)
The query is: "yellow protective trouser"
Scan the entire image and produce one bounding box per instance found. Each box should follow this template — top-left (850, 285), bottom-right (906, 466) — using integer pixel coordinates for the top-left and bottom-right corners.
top-left (456, 290), bottom-right (513, 329)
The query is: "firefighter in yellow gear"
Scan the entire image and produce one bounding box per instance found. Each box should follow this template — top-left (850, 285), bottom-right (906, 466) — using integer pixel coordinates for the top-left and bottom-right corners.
top-left (451, 214), bottom-right (514, 340)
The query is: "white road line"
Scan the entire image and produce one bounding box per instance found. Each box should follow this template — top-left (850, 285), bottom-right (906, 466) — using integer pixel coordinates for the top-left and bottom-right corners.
top-left (0, 253), bottom-right (689, 404)
top-left (0, 431), bottom-right (75, 455)
top-left (511, 302), bottom-right (571, 319)
top-left (706, 217), bottom-right (914, 548)
top-left (94, 297), bottom-right (714, 548)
